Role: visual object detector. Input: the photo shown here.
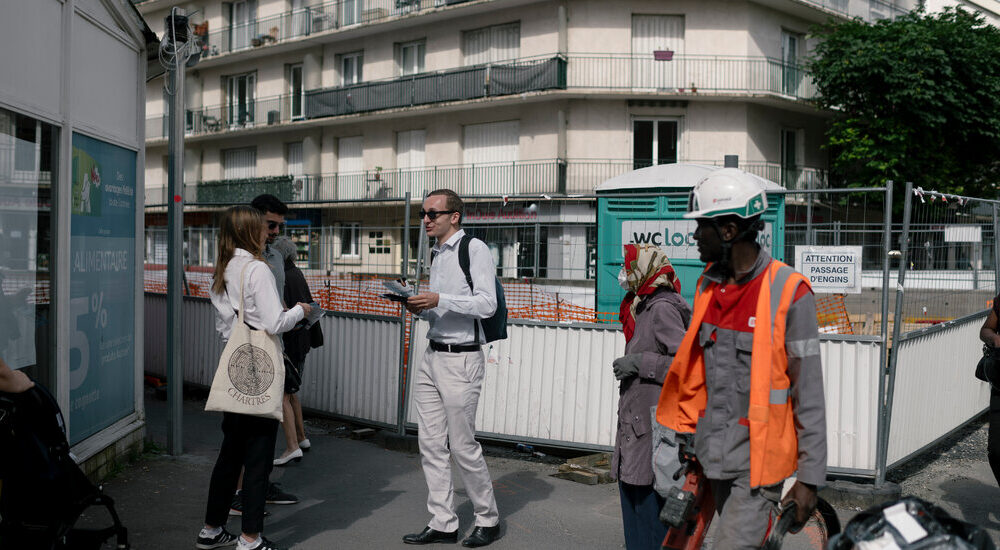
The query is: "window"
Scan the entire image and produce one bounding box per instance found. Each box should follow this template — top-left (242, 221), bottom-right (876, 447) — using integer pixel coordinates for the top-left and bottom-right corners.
top-left (397, 40), bottom-right (426, 75)
top-left (340, 52), bottom-right (363, 85)
top-left (339, 223), bottom-right (360, 257)
top-left (0, 107), bottom-right (57, 390)
top-left (290, 0), bottom-right (310, 37)
top-left (632, 119), bottom-right (678, 169)
top-left (286, 142), bottom-right (303, 176)
top-left (288, 63), bottom-right (304, 119)
top-left (397, 129), bottom-right (426, 198)
top-left (463, 121), bottom-right (518, 194)
top-left (342, 0), bottom-right (362, 26)
top-left (226, 72), bottom-right (256, 127)
top-left (782, 31), bottom-right (805, 96)
top-left (462, 22), bottom-right (519, 65)
top-left (780, 128), bottom-right (804, 188)
top-left (223, 147), bottom-right (256, 179)
top-left (368, 231), bottom-right (391, 254)
top-left (631, 15), bottom-right (684, 90)
top-left (228, 0), bottom-right (258, 51)
top-left (338, 136), bottom-right (363, 195)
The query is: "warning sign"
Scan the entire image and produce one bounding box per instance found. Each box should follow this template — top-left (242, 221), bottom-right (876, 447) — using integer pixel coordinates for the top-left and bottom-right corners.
top-left (795, 246), bottom-right (863, 294)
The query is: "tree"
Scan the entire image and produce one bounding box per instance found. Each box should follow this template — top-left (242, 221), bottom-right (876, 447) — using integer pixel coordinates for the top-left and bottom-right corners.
top-left (807, 8), bottom-right (1000, 198)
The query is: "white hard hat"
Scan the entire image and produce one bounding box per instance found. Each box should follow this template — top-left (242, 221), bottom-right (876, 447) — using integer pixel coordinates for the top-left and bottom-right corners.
top-left (683, 168), bottom-right (768, 219)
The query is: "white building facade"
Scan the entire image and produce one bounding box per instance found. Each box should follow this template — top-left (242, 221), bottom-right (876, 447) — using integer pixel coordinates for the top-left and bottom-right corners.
top-left (138, 0), bottom-right (913, 279)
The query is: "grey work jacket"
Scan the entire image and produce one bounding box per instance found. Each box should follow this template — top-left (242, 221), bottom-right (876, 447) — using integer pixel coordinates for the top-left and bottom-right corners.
top-left (611, 287), bottom-right (692, 486)
top-left (693, 249), bottom-right (827, 487)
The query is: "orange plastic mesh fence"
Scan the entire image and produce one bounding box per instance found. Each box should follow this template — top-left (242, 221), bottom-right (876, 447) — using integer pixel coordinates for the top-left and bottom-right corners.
top-left (815, 293), bottom-right (854, 335)
top-left (143, 269), bottom-right (857, 335)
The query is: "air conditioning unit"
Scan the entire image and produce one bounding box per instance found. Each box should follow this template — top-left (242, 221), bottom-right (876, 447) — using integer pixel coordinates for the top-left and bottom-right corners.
top-left (267, 110), bottom-right (280, 125)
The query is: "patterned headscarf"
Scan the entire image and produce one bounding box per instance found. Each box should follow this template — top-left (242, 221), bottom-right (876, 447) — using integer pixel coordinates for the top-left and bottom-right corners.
top-left (619, 244), bottom-right (681, 342)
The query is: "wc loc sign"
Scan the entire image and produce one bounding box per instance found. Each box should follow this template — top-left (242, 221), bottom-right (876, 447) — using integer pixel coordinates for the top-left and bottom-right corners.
top-left (794, 246), bottom-right (863, 294)
top-left (622, 219), bottom-right (774, 260)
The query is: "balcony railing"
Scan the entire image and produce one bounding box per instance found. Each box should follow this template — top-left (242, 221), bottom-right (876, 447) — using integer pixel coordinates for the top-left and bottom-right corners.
top-left (566, 53), bottom-right (817, 99)
top-left (143, 159), bottom-right (826, 206)
top-left (793, 0), bottom-right (909, 20)
top-left (146, 54), bottom-right (820, 141)
top-left (196, 0), bottom-right (474, 59)
top-left (145, 56), bottom-right (566, 141)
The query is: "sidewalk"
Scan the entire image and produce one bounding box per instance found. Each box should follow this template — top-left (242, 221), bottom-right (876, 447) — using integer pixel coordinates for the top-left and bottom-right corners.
top-left (92, 388), bottom-right (999, 549)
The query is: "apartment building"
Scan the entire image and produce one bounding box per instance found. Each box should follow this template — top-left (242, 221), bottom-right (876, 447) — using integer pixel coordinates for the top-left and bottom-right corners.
top-left (138, 0), bottom-right (913, 280)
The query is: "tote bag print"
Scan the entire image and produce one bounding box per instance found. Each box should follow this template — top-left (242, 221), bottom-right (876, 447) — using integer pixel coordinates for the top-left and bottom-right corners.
top-left (206, 263), bottom-right (284, 421)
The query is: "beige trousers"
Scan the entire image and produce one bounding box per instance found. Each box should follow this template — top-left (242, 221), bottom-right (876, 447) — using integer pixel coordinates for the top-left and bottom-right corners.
top-left (414, 348), bottom-right (499, 532)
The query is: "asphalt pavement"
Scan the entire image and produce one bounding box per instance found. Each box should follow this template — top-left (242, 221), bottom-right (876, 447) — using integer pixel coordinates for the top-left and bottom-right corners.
top-left (85, 388), bottom-right (999, 549)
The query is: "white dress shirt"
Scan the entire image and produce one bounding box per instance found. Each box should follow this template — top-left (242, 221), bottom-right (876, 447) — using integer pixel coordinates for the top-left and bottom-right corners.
top-left (210, 248), bottom-right (304, 342)
top-left (423, 229), bottom-right (498, 345)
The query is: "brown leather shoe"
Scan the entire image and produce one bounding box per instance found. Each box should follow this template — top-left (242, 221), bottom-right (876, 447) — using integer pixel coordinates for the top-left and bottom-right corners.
top-left (461, 525), bottom-right (500, 548)
top-left (403, 527), bottom-right (458, 545)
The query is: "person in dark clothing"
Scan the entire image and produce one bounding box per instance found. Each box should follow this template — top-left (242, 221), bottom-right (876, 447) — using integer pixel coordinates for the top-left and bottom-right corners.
top-left (612, 244), bottom-right (691, 550)
top-left (977, 294), bottom-right (1000, 487)
top-left (271, 237), bottom-right (323, 466)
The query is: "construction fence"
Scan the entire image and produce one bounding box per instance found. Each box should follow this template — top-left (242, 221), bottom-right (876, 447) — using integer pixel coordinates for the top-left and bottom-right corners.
top-left (142, 185), bottom-right (1000, 483)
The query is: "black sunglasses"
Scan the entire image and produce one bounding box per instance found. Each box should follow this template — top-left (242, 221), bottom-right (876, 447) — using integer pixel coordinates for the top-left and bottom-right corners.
top-left (267, 221), bottom-right (286, 231)
top-left (419, 210), bottom-right (457, 219)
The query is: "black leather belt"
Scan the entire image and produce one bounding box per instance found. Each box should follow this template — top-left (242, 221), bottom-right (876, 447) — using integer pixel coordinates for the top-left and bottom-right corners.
top-left (429, 341), bottom-right (481, 353)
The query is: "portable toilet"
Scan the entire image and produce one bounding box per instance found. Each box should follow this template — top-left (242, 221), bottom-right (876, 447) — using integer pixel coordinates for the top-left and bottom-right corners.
top-left (594, 163), bottom-right (786, 317)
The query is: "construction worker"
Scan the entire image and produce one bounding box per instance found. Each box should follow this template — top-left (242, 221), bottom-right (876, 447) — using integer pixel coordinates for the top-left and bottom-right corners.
top-left (655, 168), bottom-right (827, 549)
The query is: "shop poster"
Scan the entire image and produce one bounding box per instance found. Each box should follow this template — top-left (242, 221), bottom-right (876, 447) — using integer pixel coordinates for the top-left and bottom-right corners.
top-left (69, 133), bottom-right (136, 444)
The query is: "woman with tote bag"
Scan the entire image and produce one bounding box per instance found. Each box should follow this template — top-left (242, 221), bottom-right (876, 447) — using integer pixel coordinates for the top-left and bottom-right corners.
top-left (196, 206), bottom-right (312, 550)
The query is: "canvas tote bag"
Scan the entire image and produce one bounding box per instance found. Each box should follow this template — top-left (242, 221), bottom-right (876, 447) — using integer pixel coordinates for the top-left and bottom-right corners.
top-left (205, 262), bottom-right (284, 421)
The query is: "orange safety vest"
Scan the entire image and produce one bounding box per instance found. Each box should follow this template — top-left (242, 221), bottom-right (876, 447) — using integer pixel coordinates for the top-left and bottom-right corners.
top-left (655, 260), bottom-right (809, 488)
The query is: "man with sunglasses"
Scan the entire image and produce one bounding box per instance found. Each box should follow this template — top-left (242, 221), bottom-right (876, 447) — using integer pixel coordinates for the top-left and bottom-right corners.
top-left (251, 194), bottom-right (288, 294)
top-left (403, 189), bottom-right (501, 548)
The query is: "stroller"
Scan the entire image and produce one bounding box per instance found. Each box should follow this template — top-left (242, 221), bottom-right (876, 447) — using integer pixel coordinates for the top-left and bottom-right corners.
top-left (0, 380), bottom-right (129, 549)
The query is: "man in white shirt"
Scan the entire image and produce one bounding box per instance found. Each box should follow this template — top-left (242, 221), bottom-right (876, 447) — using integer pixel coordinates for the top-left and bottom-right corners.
top-left (404, 189), bottom-right (501, 548)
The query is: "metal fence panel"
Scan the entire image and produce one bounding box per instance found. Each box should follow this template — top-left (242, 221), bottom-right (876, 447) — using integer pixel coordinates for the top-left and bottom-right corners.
top-left (144, 295), bottom-right (402, 427)
top-left (406, 319), bottom-right (624, 448)
top-left (298, 313), bottom-right (402, 427)
top-left (887, 313), bottom-right (993, 467)
top-left (822, 338), bottom-right (881, 473)
top-left (407, 318), bottom-right (882, 466)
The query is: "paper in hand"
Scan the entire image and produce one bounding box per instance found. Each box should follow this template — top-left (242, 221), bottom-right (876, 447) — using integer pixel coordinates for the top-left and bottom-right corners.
top-left (382, 279), bottom-right (415, 298)
top-left (302, 301), bottom-right (325, 327)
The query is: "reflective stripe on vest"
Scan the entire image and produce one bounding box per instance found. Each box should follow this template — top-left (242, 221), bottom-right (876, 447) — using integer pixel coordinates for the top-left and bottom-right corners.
top-left (655, 259), bottom-right (810, 488)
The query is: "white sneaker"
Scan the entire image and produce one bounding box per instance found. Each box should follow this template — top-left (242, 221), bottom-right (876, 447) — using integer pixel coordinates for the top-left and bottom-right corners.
top-left (196, 527), bottom-right (237, 549)
top-left (298, 438), bottom-right (311, 450)
top-left (272, 448), bottom-right (303, 466)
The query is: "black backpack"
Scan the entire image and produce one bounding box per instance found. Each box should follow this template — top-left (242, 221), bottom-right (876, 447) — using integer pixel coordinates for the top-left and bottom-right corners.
top-left (431, 234), bottom-right (508, 343)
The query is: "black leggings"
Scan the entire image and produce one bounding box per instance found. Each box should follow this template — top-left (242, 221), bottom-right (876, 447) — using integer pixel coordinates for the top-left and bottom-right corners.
top-left (204, 412), bottom-right (278, 534)
top-left (989, 387), bottom-right (1000, 488)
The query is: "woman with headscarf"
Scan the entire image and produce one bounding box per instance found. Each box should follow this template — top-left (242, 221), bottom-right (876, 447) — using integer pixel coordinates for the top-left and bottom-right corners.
top-left (612, 244), bottom-right (691, 550)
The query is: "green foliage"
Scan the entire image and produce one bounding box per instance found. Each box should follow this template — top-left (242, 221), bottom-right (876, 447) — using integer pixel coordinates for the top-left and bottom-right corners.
top-left (807, 8), bottom-right (1000, 199)
top-left (195, 175), bottom-right (295, 204)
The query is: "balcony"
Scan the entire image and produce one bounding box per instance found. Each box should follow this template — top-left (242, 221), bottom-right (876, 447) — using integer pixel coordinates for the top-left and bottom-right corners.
top-left (566, 53), bottom-right (817, 100)
top-left (194, 0), bottom-right (474, 60)
top-left (145, 54), bottom-right (819, 142)
top-left (145, 55), bottom-right (566, 141)
top-left (143, 159), bottom-right (826, 206)
top-left (789, 0), bottom-right (908, 20)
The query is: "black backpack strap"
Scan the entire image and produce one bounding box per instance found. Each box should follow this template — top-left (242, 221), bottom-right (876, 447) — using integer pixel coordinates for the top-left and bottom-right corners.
top-left (458, 234), bottom-right (480, 344)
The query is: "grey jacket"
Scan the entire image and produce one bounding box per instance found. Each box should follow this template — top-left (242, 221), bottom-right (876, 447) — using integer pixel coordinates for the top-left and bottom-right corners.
top-left (611, 287), bottom-right (692, 486)
top-left (693, 249), bottom-right (827, 487)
